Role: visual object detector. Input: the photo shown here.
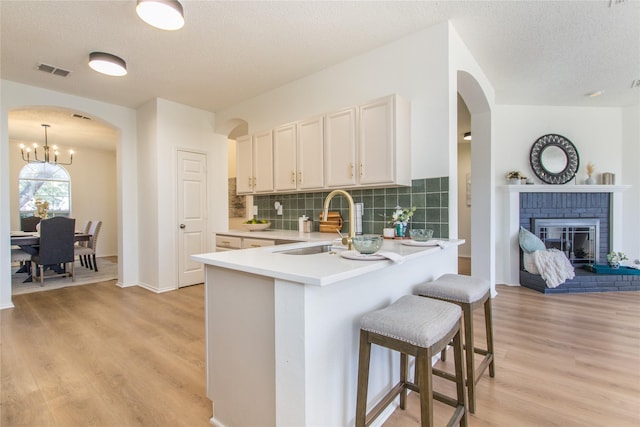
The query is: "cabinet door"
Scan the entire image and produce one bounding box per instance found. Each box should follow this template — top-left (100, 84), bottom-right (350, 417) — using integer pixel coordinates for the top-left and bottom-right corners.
top-left (359, 96), bottom-right (395, 185)
top-left (241, 238), bottom-right (275, 249)
top-left (235, 135), bottom-right (253, 194)
top-left (253, 130), bottom-right (274, 193)
top-left (273, 123), bottom-right (297, 191)
top-left (297, 116), bottom-right (324, 190)
top-left (325, 108), bottom-right (357, 187)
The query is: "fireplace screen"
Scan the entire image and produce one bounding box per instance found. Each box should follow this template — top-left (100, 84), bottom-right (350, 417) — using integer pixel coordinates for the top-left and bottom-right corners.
top-left (533, 218), bottom-right (600, 265)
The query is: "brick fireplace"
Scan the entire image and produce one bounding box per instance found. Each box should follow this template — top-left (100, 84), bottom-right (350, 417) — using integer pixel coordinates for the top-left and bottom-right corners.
top-left (520, 192), bottom-right (610, 264)
top-left (505, 184), bottom-right (631, 289)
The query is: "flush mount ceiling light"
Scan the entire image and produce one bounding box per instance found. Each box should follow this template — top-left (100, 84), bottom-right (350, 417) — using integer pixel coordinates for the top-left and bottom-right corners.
top-left (136, 0), bottom-right (184, 30)
top-left (88, 52), bottom-right (127, 76)
top-left (463, 132), bottom-right (472, 141)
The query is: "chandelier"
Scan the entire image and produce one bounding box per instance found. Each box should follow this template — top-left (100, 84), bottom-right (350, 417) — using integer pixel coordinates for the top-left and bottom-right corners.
top-left (19, 124), bottom-right (74, 165)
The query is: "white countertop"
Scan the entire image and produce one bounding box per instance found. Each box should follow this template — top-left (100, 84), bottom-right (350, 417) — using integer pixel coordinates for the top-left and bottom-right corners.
top-left (193, 238), bottom-right (464, 287)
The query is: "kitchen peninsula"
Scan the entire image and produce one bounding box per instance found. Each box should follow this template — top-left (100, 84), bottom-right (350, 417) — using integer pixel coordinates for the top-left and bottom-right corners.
top-left (192, 237), bottom-right (463, 427)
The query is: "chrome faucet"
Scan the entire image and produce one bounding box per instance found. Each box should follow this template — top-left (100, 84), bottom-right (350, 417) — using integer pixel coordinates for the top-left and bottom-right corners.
top-left (322, 189), bottom-right (355, 250)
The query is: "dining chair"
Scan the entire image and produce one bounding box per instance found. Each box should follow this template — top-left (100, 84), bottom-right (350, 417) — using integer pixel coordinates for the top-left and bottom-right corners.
top-left (77, 220), bottom-right (92, 267)
top-left (20, 215), bottom-right (41, 232)
top-left (75, 220), bottom-right (102, 272)
top-left (31, 217), bottom-right (76, 286)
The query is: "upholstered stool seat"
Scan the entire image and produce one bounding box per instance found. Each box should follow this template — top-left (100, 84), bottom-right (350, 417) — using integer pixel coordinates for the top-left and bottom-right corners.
top-left (356, 295), bottom-right (467, 427)
top-left (415, 274), bottom-right (495, 414)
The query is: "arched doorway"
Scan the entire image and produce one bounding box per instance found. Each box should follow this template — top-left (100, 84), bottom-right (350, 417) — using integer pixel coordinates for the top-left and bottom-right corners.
top-left (457, 71), bottom-right (496, 295)
top-left (7, 106), bottom-right (119, 291)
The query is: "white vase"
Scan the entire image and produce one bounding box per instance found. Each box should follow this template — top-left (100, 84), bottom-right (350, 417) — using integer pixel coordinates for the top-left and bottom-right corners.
top-left (585, 176), bottom-right (596, 185)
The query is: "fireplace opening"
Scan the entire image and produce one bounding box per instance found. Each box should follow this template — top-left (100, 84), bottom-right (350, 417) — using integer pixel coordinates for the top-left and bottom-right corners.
top-left (532, 218), bottom-right (600, 265)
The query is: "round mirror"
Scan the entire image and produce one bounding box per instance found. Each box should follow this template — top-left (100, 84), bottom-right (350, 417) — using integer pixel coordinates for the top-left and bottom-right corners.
top-left (540, 145), bottom-right (568, 174)
top-left (530, 134), bottom-right (579, 184)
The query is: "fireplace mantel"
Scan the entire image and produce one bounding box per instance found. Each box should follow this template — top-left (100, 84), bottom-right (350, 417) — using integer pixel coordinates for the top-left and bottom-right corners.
top-left (503, 184), bottom-right (631, 285)
top-left (503, 184), bottom-right (631, 193)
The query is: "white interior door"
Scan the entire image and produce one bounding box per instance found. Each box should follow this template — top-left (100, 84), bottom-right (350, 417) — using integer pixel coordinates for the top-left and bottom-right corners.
top-left (177, 150), bottom-right (207, 287)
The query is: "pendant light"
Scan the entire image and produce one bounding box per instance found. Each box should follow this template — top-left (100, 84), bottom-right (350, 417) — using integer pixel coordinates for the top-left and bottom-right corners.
top-left (136, 0), bottom-right (184, 31)
top-left (88, 52), bottom-right (127, 77)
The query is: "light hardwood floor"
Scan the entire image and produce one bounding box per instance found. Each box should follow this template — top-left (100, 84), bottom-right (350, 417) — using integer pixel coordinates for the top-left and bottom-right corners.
top-left (2, 278), bottom-right (639, 426)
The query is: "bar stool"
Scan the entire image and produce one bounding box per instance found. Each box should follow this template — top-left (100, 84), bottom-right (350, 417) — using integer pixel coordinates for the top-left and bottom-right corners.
top-left (415, 274), bottom-right (495, 414)
top-left (355, 295), bottom-right (467, 427)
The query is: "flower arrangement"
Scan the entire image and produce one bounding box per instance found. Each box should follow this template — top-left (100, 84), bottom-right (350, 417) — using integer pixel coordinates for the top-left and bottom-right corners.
top-left (391, 206), bottom-right (416, 226)
top-left (606, 251), bottom-right (627, 268)
top-left (34, 199), bottom-right (49, 219)
top-left (586, 162), bottom-right (595, 178)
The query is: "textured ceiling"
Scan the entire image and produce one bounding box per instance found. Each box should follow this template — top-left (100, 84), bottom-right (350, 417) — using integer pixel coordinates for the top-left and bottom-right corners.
top-left (2, 0), bottom-right (639, 151)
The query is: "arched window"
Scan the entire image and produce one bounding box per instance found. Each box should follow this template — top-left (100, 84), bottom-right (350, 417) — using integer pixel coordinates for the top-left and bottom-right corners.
top-left (18, 163), bottom-right (71, 218)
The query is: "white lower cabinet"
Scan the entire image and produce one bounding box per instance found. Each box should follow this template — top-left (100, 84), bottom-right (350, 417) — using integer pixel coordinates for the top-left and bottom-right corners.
top-left (215, 234), bottom-right (276, 251)
top-left (241, 238), bottom-right (275, 249)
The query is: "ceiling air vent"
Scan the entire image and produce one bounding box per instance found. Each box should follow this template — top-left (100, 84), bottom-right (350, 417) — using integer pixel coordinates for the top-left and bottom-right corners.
top-left (36, 62), bottom-right (71, 77)
top-left (72, 113), bottom-right (92, 120)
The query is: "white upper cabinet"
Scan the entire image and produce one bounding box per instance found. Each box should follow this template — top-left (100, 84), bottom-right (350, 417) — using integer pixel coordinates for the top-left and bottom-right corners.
top-left (325, 107), bottom-right (357, 188)
top-left (239, 94), bottom-right (410, 195)
top-left (273, 123), bottom-right (297, 191)
top-left (253, 130), bottom-right (274, 193)
top-left (358, 95), bottom-right (411, 186)
top-left (297, 116), bottom-right (324, 190)
top-left (235, 135), bottom-right (253, 194)
top-left (236, 131), bottom-right (274, 194)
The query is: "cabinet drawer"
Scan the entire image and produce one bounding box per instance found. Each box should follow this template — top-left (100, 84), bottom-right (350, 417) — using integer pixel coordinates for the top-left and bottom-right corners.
top-left (215, 235), bottom-right (242, 250)
top-left (242, 238), bottom-right (275, 249)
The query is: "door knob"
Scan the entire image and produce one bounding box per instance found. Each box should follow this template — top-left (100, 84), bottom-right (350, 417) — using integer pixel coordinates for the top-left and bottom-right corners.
top-left (179, 224), bottom-right (186, 229)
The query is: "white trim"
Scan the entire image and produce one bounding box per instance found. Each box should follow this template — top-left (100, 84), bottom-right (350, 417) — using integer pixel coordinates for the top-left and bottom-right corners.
top-left (503, 184), bottom-right (630, 193)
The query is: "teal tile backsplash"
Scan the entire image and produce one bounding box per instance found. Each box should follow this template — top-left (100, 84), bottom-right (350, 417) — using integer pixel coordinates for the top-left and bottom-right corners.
top-left (252, 177), bottom-right (449, 238)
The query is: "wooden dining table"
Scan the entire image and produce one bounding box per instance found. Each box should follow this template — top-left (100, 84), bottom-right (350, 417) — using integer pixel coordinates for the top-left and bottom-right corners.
top-left (11, 231), bottom-right (92, 282)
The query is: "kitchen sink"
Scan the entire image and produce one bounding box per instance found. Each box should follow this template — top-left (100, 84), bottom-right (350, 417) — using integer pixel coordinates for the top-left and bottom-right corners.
top-left (275, 244), bottom-right (334, 255)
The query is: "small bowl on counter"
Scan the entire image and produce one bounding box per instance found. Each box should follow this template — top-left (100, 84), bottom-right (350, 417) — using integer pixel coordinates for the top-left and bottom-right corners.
top-left (241, 220), bottom-right (271, 231)
top-left (351, 235), bottom-right (384, 255)
top-left (409, 229), bottom-right (434, 242)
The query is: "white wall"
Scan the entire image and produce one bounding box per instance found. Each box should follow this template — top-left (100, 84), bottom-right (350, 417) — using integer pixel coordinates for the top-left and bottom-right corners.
top-left (136, 98), bottom-right (227, 292)
top-left (494, 105), bottom-right (627, 283)
top-left (1, 79), bottom-right (139, 309)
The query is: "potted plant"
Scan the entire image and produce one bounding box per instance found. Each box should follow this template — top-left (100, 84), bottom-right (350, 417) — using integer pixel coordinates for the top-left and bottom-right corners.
top-left (390, 206), bottom-right (416, 238)
top-left (606, 251), bottom-right (627, 269)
